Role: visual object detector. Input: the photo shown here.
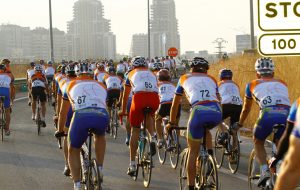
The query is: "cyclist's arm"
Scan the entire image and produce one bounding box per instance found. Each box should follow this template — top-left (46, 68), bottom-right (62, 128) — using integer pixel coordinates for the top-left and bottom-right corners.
top-left (56, 94), bottom-right (62, 116)
top-left (169, 94), bottom-right (182, 124)
top-left (276, 121), bottom-right (294, 160)
top-left (121, 85), bottom-right (131, 113)
top-left (274, 135), bottom-right (300, 190)
top-left (10, 83), bottom-right (15, 101)
top-left (238, 97), bottom-right (252, 125)
top-left (58, 99), bottom-right (71, 132)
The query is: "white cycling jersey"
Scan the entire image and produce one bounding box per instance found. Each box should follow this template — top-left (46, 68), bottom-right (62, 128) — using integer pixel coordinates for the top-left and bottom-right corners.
top-left (163, 60), bottom-right (172, 69)
top-left (95, 72), bottom-right (106, 83)
top-left (126, 68), bottom-right (158, 93)
top-left (103, 74), bottom-right (123, 90)
top-left (116, 63), bottom-right (126, 73)
top-left (45, 66), bottom-right (55, 76)
top-left (0, 73), bottom-right (12, 88)
top-left (158, 82), bottom-right (176, 104)
top-left (27, 69), bottom-right (35, 80)
top-left (218, 80), bottom-right (242, 105)
top-left (245, 78), bottom-right (290, 108)
top-left (67, 79), bottom-right (107, 111)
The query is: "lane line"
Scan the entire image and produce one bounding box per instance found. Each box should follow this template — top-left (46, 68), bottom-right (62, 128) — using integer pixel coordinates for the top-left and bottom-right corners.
top-left (14, 97), bottom-right (28, 102)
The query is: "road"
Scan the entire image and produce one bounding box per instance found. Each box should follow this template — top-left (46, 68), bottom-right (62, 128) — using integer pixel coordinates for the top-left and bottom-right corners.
top-left (0, 96), bottom-right (258, 190)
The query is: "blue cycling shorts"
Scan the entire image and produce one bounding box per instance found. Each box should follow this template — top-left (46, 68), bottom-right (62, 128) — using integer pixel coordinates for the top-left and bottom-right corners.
top-left (65, 106), bottom-right (73, 129)
top-left (69, 108), bottom-right (109, 148)
top-left (254, 106), bottom-right (290, 141)
top-left (187, 102), bottom-right (222, 141)
top-left (0, 87), bottom-right (10, 109)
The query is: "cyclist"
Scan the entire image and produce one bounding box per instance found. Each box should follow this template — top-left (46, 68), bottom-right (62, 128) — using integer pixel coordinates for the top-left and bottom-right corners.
top-left (54, 65), bottom-right (67, 121)
top-left (148, 59), bottom-right (155, 70)
top-left (166, 57), bottom-right (222, 190)
top-left (269, 97), bottom-right (299, 172)
top-left (236, 57), bottom-right (290, 187)
top-left (39, 60), bottom-right (46, 73)
top-left (116, 60), bottom-right (126, 77)
top-left (29, 64), bottom-right (48, 127)
top-left (94, 63), bottom-right (106, 82)
top-left (66, 63), bottom-right (108, 190)
top-left (155, 69), bottom-right (180, 148)
top-left (103, 66), bottom-right (123, 132)
top-left (163, 56), bottom-right (172, 71)
top-left (27, 62), bottom-right (35, 106)
top-left (151, 61), bottom-right (163, 75)
top-left (216, 69), bottom-right (243, 148)
top-left (45, 61), bottom-right (56, 102)
top-left (1, 59), bottom-right (15, 102)
top-left (274, 106), bottom-right (300, 190)
top-left (0, 64), bottom-right (14, 135)
top-left (123, 57), bottom-right (129, 70)
top-left (119, 56), bottom-right (159, 176)
top-left (170, 56), bottom-right (177, 78)
top-left (54, 64), bottom-right (77, 176)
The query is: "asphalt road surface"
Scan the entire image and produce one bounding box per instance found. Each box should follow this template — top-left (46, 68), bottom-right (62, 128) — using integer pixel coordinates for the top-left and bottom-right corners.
top-left (0, 97), bottom-right (258, 190)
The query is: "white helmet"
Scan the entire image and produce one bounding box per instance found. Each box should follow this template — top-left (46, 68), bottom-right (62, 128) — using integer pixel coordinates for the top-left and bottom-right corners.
top-left (255, 57), bottom-right (275, 75)
top-left (34, 64), bottom-right (43, 72)
top-left (132, 56), bottom-right (146, 67)
top-left (75, 63), bottom-right (93, 76)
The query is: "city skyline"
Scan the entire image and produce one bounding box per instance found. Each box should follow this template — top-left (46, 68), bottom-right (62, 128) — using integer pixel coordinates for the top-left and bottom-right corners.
top-left (0, 0), bottom-right (256, 55)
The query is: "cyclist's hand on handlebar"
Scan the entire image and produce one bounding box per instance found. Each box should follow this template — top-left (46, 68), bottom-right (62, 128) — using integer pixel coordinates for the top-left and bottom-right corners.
top-left (54, 130), bottom-right (66, 138)
top-left (232, 122), bottom-right (242, 131)
top-left (269, 156), bottom-right (279, 174)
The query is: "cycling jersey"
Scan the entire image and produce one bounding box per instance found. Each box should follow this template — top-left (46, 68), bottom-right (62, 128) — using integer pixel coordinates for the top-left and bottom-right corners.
top-left (0, 73), bottom-right (13, 108)
top-left (103, 74), bottom-right (122, 90)
top-left (116, 63), bottom-right (126, 73)
top-left (67, 78), bottom-right (107, 111)
top-left (57, 76), bottom-right (68, 96)
top-left (287, 98), bottom-right (300, 123)
top-left (176, 73), bottom-right (219, 106)
top-left (163, 59), bottom-right (172, 69)
top-left (31, 72), bottom-right (47, 88)
top-left (27, 69), bottom-right (35, 80)
top-left (245, 78), bottom-right (290, 108)
top-left (123, 62), bottom-right (129, 70)
top-left (45, 66), bottom-right (55, 76)
top-left (125, 68), bottom-right (158, 93)
top-left (218, 80), bottom-right (242, 105)
top-left (94, 71), bottom-right (106, 82)
top-left (158, 81), bottom-right (176, 104)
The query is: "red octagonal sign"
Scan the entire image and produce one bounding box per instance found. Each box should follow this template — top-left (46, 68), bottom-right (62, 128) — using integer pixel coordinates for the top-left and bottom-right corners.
top-left (168, 47), bottom-right (178, 57)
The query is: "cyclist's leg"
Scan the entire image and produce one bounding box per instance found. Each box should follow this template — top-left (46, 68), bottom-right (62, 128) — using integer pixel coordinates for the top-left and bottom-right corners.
top-left (125, 97), bottom-right (132, 145)
top-left (40, 88), bottom-right (47, 124)
top-left (155, 113), bottom-right (163, 140)
top-left (187, 138), bottom-right (201, 187)
top-left (31, 87), bottom-right (37, 119)
top-left (2, 88), bottom-right (11, 132)
top-left (230, 104), bottom-right (242, 147)
top-left (63, 107), bottom-right (73, 175)
top-left (144, 93), bottom-right (160, 137)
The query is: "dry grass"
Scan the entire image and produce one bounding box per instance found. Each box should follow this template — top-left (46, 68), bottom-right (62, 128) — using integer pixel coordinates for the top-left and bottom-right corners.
top-left (10, 64), bottom-right (30, 78)
top-left (208, 55), bottom-right (300, 129)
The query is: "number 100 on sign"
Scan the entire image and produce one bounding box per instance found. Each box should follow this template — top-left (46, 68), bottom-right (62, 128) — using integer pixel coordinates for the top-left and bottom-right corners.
top-left (259, 33), bottom-right (300, 56)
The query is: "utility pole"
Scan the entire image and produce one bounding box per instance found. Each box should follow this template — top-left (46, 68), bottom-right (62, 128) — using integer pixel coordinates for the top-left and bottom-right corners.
top-left (49, 0), bottom-right (55, 62)
top-left (147, 0), bottom-right (151, 59)
top-left (213, 38), bottom-right (227, 59)
top-left (250, 0), bottom-right (255, 49)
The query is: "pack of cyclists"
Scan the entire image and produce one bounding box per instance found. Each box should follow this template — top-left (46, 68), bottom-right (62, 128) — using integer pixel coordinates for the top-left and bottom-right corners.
top-left (1, 55), bottom-right (300, 190)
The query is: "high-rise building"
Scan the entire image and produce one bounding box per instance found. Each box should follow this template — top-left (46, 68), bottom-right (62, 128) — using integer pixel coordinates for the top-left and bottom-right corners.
top-left (130, 34), bottom-right (148, 57)
top-left (236, 34), bottom-right (257, 53)
top-left (67, 0), bottom-right (116, 60)
top-left (150, 0), bottom-right (180, 57)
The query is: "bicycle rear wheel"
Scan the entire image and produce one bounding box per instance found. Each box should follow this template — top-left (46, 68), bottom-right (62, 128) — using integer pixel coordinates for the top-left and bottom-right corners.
top-left (214, 128), bottom-right (224, 168)
top-left (196, 155), bottom-right (219, 190)
top-left (142, 138), bottom-right (152, 188)
top-left (248, 149), bottom-right (260, 190)
top-left (169, 130), bottom-right (180, 169)
top-left (113, 107), bottom-right (118, 139)
top-left (1, 108), bottom-right (4, 141)
top-left (37, 108), bottom-right (41, 135)
top-left (86, 159), bottom-right (99, 190)
top-left (157, 132), bottom-right (166, 165)
top-left (179, 149), bottom-right (188, 190)
top-left (228, 133), bottom-right (240, 174)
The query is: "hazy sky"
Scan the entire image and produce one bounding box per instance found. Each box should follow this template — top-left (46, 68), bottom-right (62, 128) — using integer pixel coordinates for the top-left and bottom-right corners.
top-left (0, 0), bottom-right (258, 55)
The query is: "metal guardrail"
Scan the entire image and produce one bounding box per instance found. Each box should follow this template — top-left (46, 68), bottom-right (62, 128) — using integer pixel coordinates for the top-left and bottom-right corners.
top-left (14, 78), bottom-right (28, 92)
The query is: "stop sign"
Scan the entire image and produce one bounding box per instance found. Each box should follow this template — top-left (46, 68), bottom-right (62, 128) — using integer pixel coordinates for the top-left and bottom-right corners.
top-left (168, 47), bottom-right (178, 57)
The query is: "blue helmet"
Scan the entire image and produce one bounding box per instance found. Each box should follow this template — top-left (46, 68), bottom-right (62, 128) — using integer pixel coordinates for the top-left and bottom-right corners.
top-left (219, 68), bottom-right (233, 79)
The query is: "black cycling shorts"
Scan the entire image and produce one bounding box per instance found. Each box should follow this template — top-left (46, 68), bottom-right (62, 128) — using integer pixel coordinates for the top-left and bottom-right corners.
top-left (222, 104), bottom-right (242, 125)
top-left (32, 87), bottom-right (47, 103)
top-left (46, 75), bottom-right (54, 84)
top-left (107, 89), bottom-right (120, 107)
top-left (157, 103), bottom-right (181, 118)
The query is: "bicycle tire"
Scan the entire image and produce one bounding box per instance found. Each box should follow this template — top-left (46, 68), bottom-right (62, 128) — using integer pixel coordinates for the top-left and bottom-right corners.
top-left (214, 128), bottom-right (224, 168)
top-left (133, 149), bottom-right (139, 181)
top-left (93, 159), bottom-right (103, 190)
top-left (1, 106), bottom-right (4, 142)
top-left (228, 133), bottom-right (240, 174)
top-left (37, 107), bottom-right (41, 135)
top-left (248, 149), bottom-right (260, 190)
top-left (196, 155), bottom-right (219, 190)
top-left (113, 107), bottom-right (118, 139)
top-left (179, 148), bottom-right (188, 190)
top-left (142, 138), bottom-right (152, 188)
top-left (86, 160), bottom-right (98, 190)
top-left (157, 132), bottom-right (166, 165)
top-left (170, 130), bottom-right (180, 169)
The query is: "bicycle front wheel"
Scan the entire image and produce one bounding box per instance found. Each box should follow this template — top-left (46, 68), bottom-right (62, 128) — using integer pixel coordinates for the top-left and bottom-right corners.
top-left (214, 128), bottom-right (224, 168)
top-left (179, 148), bottom-right (188, 190)
top-left (228, 133), bottom-right (240, 174)
top-left (37, 109), bottom-right (41, 135)
top-left (113, 108), bottom-right (118, 139)
top-left (86, 159), bottom-right (100, 190)
top-left (248, 149), bottom-right (260, 190)
top-left (1, 109), bottom-right (4, 142)
top-left (169, 130), bottom-right (180, 169)
top-left (142, 138), bottom-right (152, 188)
top-left (196, 155), bottom-right (219, 190)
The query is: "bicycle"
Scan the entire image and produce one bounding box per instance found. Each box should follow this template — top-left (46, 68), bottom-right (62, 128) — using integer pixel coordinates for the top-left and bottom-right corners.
top-left (80, 129), bottom-right (103, 190)
top-left (53, 122), bottom-right (62, 149)
top-left (157, 116), bottom-right (185, 169)
top-left (0, 96), bottom-right (6, 141)
top-left (248, 124), bottom-right (283, 190)
top-left (179, 124), bottom-right (219, 190)
top-left (128, 107), bottom-right (154, 188)
top-left (214, 121), bottom-right (241, 174)
top-left (35, 97), bottom-right (42, 135)
top-left (110, 99), bottom-right (119, 139)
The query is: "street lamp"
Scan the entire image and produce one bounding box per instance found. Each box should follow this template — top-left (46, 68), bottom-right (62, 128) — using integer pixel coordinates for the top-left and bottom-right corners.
top-left (147, 0), bottom-right (151, 59)
top-left (250, 0), bottom-right (255, 49)
top-left (49, 0), bottom-right (54, 62)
